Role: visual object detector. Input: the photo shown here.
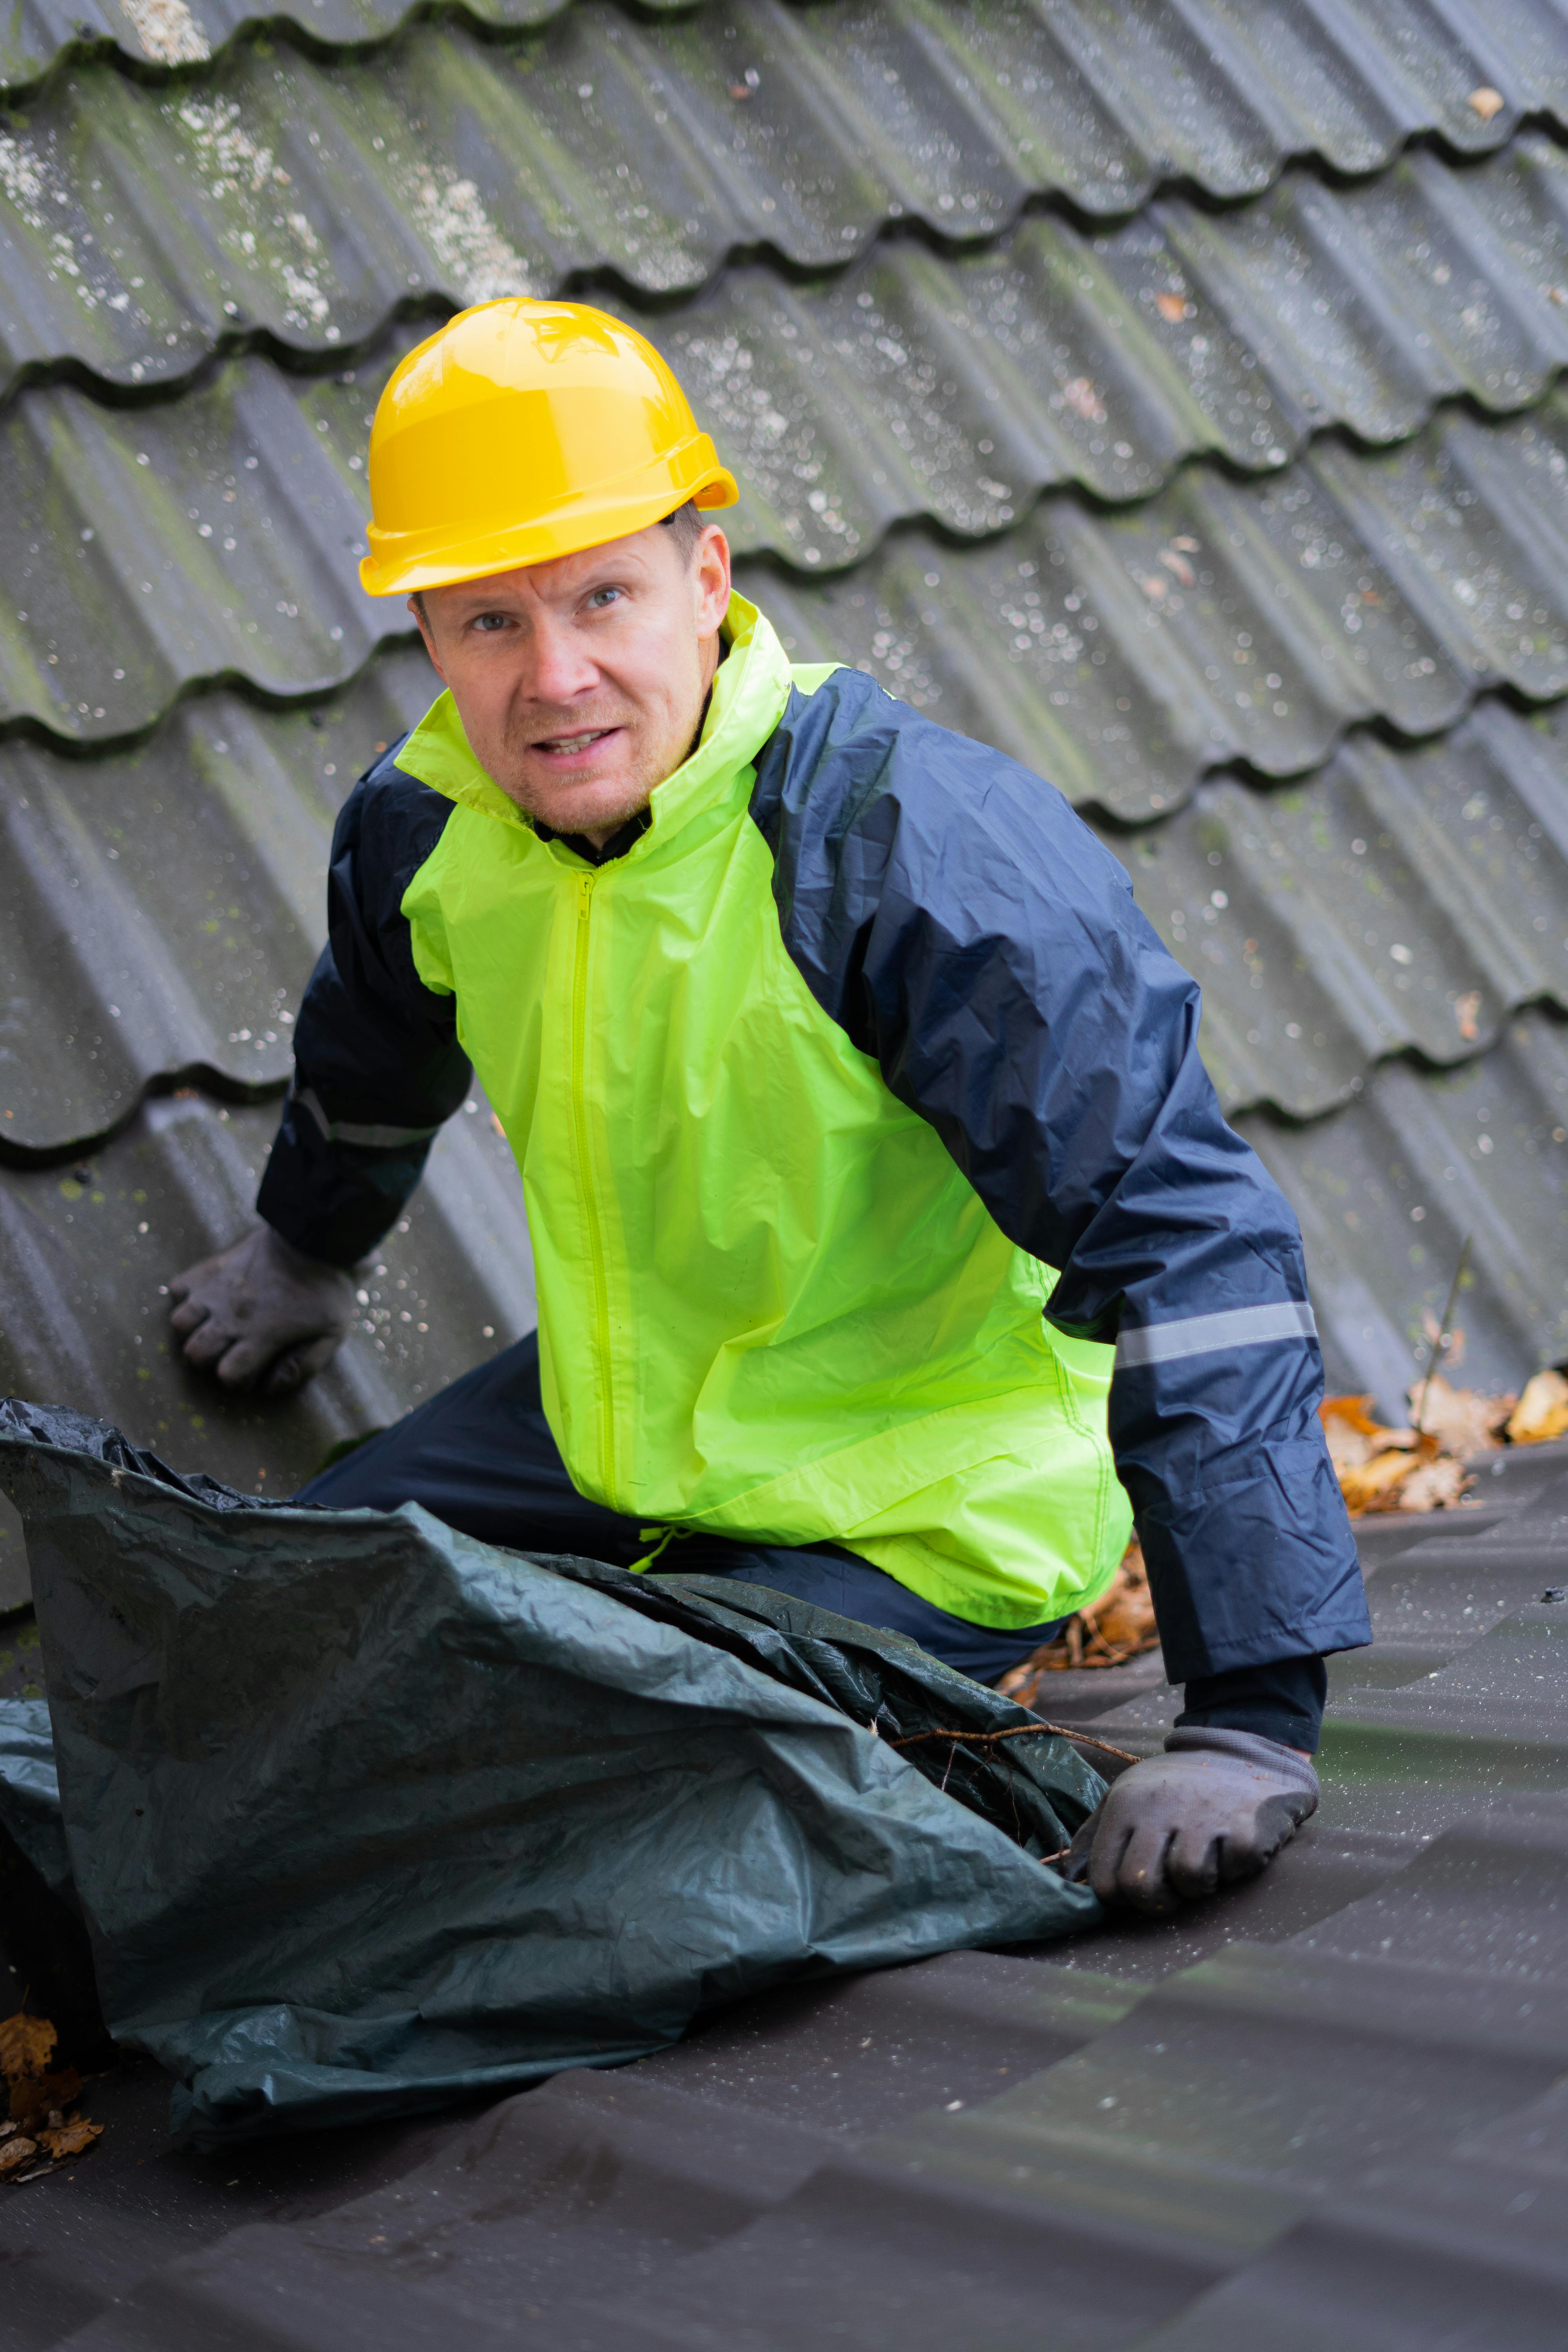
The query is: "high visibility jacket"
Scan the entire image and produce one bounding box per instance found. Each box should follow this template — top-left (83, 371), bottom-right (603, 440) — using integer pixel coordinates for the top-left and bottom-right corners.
top-left (260, 594), bottom-right (1368, 1671)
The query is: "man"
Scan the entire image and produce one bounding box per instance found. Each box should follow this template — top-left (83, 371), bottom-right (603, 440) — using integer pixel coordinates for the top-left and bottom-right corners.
top-left (169, 299), bottom-right (1368, 1914)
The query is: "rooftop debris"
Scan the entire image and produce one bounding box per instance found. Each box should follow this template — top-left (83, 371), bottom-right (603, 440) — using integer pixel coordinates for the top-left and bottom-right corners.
top-left (0, 2010), bottom-right (103, 2187)
top-left (1321, 1367), bottom-right (1568, 1515)
top-left (996, 1542), bottom-right (1160, 1709)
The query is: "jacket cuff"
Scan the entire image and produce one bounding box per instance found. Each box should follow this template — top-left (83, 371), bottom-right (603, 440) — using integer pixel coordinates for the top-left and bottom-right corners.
top-left (1175, 1653), bottom-right (1327, 1754)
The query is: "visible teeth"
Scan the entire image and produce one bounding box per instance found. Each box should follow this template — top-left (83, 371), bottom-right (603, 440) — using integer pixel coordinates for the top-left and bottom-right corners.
top-left (543, 730), bottom-right (607, 752)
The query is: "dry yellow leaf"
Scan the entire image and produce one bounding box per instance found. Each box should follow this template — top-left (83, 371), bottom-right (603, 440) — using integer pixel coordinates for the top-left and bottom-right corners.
top-left (0, 2016), bottom-right (55, 2085)
top-left (1397, 1456), bottom-right (1473, 1513)
top-left (1409, 1375), bottom-right (1513, 1459)
top-left (1508, 1368), bottom-right (1568, 1445)
top-left (10, 2068), bottom-right (81, 2129)
top-left (1467, 85), bottom-right (1506, 120)
top-left (1338, 1448), bottom-right (1423, 1515)
top-left (36, 2121), bottom-right (102, 2161)
top-left (1321, 1394), bottom-right (1382, 1436)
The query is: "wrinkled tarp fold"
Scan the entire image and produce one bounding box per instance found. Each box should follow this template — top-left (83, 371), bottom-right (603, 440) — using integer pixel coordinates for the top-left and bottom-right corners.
top-left (0, 1399), bottom-right (1102, 2147)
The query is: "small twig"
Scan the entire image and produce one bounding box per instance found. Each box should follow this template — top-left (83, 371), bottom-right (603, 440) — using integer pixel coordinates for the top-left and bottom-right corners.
top-left (1414, 1232), bottom-right (1472, 1439)
top-left (892, 1722), bottom-right (1142, 1766)
top-left (938, 1740), bottom-right (958, 1794)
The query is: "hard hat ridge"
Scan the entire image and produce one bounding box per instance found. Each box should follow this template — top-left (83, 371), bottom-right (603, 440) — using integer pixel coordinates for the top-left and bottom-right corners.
top-left (359, 298), bottom-right (738, 598)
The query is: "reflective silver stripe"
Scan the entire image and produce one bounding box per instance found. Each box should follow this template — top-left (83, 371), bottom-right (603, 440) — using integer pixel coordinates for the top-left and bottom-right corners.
top-left (294, 1086), bottom-right (444, 1152)
top-left (1115, 1299), bottom-right (1318, 1370)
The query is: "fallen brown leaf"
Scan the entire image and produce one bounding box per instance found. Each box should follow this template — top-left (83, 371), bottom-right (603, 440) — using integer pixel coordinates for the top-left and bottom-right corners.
top-left (1338, 1448), bottom-right (1423, 1514)
top-left (1320, 1395), bottom-right (1414, 1477)
top-left (995, 1543), bottom-right (1160, 1706)
top-left (1408, 1375), bottom-right (1513, 1460)
top-left (0, 2016), bottom-right (55, 2084)
top-left (37, 2121), bottom-right (102, 2161)
top-left (1507, 1368), bottom-right (1568, 1445)
top-left (1396, 1456), bottom-right (1473, 1513)
top-left (10, 2069), bottom-right (81, 2129)
top-left (0, 2136), bottom-right (39, 2179)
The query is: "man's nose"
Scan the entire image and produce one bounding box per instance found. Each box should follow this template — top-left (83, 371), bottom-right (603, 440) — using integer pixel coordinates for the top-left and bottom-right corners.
top-left (521, 614), bottom-right (599, 707)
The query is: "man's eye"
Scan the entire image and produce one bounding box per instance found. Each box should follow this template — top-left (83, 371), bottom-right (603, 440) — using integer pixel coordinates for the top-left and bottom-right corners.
top-left (586, 586), bottom-right (623, 610)
top-left (472, 613), bottom-right (509, 633)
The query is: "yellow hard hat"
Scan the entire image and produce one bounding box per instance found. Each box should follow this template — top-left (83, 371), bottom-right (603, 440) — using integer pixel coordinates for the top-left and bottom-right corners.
top-left (359, 298), bottom-right (739, 597)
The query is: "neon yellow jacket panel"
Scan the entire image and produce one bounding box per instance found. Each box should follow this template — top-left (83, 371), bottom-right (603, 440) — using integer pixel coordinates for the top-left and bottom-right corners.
top-left (388, 596), bottom-right (1129, 1628)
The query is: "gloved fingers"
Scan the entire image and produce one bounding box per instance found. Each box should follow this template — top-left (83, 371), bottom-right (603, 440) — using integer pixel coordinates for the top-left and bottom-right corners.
top-left (1214, 1793), bottom-right (1309, 1883)
top-left (1163, 1817), bottom-right (1231, 1901)
top-left (168, 1293), bottom-right (216, 1338)
top-left (211, 1319), bottom-right (331, 1390)
top-left (262, 1332), bottom-right (343, 1397)
top-left (177, 1314), bottom-right (242, 1370)
top-left (202, 1331), bottom-right (287, 1390)
top-left (1100, 1818), bottom-right (1183, 1915)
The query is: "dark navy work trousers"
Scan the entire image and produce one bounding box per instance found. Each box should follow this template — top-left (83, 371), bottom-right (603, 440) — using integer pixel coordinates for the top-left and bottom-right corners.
top-left (296, 1334), bottom-right (1065, 1685)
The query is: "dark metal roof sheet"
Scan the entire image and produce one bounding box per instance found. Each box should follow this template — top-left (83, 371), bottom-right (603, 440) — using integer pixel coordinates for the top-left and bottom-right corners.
top-left (1240, 1002), bottom-right (1568, 1400)
top-left (1, 5), bottom-right (1563, 396)
top-left (5, 644), bottom-right (1565, 1156)
top-left (8, 1453), bottom-right (1568, 2347)
top-left (0, 1086), bottom-right (534, 1496)
top-left (3, 0), bottom-right (1559, 190)
top-left (5, 12), bottom-right (1568, 2331)
top-left (9, 352), bottom-right (1568, 763)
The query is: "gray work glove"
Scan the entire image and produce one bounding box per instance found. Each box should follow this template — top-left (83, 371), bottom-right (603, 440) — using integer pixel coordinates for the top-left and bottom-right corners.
top-left (168, 1224), bottom-right (355, 1396)
top-left (1063, 1726), bottom-right (1319, 1916)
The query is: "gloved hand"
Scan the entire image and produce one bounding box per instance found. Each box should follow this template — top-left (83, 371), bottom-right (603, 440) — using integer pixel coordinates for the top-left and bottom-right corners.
top-left (168, 1225), bottom-right (356, 1396)
top-left (1063, 1726), bottom-right (1318, 1916)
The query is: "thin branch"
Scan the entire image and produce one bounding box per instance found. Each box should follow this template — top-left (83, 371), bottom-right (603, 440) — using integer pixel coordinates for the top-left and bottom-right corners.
top-left (892, 1722), bottom-right (1142, 1765)
top-left (1414, 1232), bottom-right (1472, 1438)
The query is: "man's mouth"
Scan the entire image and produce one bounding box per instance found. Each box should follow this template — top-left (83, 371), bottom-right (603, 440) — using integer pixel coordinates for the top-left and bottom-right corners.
top-left (534, 726), bottom-right (620, 760)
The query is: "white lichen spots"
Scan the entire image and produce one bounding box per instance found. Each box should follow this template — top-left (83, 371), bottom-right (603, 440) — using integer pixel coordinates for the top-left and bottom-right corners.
top-left (281, 261), bottom-right (330, 327)
top-left (179, 98), bottom-right (285, 195)
top-left (0, 134), bottom-right (54, 230)
top-left (411, 172), bottom-right (530, 304)
top-left (122, 0), bottom-right (211, 66)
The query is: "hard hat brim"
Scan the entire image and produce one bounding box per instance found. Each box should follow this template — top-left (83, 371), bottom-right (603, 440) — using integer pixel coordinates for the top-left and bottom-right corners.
top-left (360, 442), bottom-right (739, 600)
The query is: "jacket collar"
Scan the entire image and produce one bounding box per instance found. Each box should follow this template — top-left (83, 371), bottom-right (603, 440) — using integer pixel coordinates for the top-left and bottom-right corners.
top-left (393, 591), bottom-right (793, 858)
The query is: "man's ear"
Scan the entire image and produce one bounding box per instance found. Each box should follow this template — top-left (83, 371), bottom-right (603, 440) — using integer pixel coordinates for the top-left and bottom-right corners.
top-left (408, 594), bottom-right (449, 686)
top-left (693, 526), bottom-right (732, 639)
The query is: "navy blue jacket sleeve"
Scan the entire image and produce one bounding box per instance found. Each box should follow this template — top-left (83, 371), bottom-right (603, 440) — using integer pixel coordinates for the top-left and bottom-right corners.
top-left (751, 671), bottom-right (1369, 1684)
top-left (256, 746), bottom-right (471, 1268)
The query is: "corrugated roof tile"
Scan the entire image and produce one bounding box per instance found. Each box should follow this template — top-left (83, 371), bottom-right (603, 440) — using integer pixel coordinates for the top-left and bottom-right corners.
top-left (0, 648), bottom-right (437, 1153)
top-left (5, 0), bottom-right (1560, 172)
top-left (1240, 1004), bottom-right (1568, 1404)
top-left (9, 337), bottom-right (1568, 761)
top-left (5, 641), bottom-right (1563, 1155)
top-left (1, 9), bottom-right (1561, 394)
top-left (0, 1085), bottom-right (534, 1493)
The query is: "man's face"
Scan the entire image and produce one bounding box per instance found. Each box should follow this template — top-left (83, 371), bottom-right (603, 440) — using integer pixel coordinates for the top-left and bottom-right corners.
top-left (411, 520), bottom-right (732, 844)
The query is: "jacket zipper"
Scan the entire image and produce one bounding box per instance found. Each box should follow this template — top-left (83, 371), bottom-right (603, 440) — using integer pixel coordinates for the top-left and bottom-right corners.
top-left (571, 871), bottom-right (617, 1501)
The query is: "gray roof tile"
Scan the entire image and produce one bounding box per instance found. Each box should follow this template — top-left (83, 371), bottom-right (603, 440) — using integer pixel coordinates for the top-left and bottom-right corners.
top-left (0, 1085), bottom-right (533, 1494)
top-left (10, 337), bottom-right (1568, 762)
top-left (0, 11), bottom-right (1560, 396)
top-left (1241, 1004), bottom-right (1568, 1403)
top-left (5, 641), bottom-right (1563, 1156)
top-left (0, 649), bottom-right (437, 1153)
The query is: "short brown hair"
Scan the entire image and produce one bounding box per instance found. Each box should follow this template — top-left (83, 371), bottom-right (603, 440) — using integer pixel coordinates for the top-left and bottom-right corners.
top-left (659, 499), bottom-right (706, 559)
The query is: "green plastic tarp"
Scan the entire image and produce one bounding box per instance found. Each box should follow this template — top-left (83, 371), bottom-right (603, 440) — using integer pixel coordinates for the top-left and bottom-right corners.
top-left (0, 1399), bottom-right (1103, 2147)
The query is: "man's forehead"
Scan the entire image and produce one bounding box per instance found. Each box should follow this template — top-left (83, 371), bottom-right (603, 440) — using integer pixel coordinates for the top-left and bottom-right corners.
top-left (431, 525), bottom-right (668, 611)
